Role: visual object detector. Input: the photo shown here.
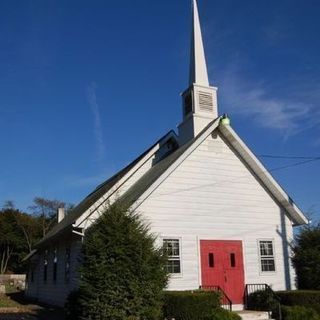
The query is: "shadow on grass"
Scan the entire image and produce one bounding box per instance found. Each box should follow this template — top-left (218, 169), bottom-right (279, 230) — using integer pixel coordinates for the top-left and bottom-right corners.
top-left (3, 291), bottom-right (66, 320)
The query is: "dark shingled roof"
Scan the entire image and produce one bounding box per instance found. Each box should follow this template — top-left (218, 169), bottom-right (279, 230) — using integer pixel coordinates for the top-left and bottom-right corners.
top-left (35, 130), bottom-right (177, 248)
top-left (120, 132), bottom-right (198, 206)
top-left (119, 119), bottom-right (219, 206)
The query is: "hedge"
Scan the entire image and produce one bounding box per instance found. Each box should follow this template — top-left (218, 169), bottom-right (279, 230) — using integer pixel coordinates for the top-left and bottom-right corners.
top-left (209, 308), bottom-right (241, 320)
top-left (277, 290), bottom-right (320, 314)
top-left (281, 305), bottom-right (320, 320)
top-left (163, 290), bottom-right (221, 320)
top-left (246, 289), bottom-right (278, 311)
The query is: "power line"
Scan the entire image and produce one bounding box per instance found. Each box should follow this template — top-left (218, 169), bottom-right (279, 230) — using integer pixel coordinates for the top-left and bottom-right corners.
top-left (270, 157), bottom-right (320, 172)
top-left (258, 154), bottom-right (320, 160)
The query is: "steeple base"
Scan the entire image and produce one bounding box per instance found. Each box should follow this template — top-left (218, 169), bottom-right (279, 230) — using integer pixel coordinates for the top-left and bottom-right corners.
top-left (178, 113), bottom-right (215, 145)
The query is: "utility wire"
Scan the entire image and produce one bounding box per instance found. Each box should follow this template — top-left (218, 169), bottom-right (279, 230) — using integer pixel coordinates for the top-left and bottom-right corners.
top-left (258, 154), bottom-right (320, 160)
top-left (269, 157), bottom-right (320, 172)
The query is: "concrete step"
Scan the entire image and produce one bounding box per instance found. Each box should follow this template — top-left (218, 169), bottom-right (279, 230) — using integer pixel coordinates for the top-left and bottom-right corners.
top-left (235, 310), bottom-right (272, 320)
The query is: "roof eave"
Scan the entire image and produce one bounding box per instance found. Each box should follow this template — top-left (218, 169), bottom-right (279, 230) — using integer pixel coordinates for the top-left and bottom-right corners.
top-left (219, 123), bottom-right (308, 226)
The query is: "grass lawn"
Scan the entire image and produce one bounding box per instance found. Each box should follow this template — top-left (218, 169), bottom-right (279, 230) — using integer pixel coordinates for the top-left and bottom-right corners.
top-left (0, 294), bottom-right (21, 308)
top-left (0, 288), bottom-right (65, 319)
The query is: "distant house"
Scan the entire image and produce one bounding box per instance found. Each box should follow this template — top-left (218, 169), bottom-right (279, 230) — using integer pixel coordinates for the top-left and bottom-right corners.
top-left (25, 0), bottom-right (308, 309)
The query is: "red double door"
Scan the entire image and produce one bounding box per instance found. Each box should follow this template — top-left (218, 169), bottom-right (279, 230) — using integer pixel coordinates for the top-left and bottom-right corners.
top-left (200, 240), bottom-right (245, 304)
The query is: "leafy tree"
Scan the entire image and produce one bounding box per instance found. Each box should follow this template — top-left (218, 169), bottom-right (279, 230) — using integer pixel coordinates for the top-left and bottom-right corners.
top-left (0, 208), bottom-right (26, 273)
top-left (0, 197), bottom-right (73, 273)
top-left (77, 202), bottom-right (168, 320)
top-left (292, 224), bottom-right (320, 289)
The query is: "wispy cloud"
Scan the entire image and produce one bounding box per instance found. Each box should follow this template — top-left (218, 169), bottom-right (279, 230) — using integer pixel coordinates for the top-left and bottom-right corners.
top-left (262, 14), bottom-right (292, 46)
top-left (219, 67), bottom-right (317, 137)
top-left (86, 82), bottom-right (106, 161)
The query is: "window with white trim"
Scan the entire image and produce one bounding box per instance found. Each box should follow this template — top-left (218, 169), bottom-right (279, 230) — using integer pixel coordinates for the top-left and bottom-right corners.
top-left (163, 239), bottom-right (181, 274)
top-left (259, 240), bottom-right (275, 272)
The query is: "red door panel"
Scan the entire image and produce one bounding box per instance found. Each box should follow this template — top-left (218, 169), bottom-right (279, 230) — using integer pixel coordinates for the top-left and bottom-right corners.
top-left (200, 240), bottom-right (245, 304)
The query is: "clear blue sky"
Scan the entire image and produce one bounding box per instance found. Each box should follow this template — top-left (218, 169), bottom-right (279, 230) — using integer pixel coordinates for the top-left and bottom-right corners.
top-left (0, 0), bottom-right (319, 220)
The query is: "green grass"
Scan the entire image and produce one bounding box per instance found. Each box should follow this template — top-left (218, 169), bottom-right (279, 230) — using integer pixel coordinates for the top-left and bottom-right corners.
top-left (5, 284), bottom-right (20, 294)
top-left (0, 294), bottom-right (20, 308)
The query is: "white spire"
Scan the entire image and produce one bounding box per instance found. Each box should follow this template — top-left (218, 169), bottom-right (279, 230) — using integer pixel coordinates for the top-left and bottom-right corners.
top-left (189, 0), bottom-right (209, 87)
top-left (178, 0), bottom-right (218, 145)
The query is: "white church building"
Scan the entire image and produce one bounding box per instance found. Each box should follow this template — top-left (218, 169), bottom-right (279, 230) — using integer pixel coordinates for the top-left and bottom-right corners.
top-left (25, 0), bottom-right (308, 308)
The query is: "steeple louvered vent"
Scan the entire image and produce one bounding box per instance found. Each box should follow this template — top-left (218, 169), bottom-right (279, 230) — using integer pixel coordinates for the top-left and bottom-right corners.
top-left (198, 91), bottom-right (213, 112)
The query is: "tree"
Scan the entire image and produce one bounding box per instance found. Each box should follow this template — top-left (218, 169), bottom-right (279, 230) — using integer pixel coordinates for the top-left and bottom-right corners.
top-left (77, 202), bottom-right (168, 320)
top-left (292, 224), bottom-right (320, 290)
top-left (0, 209), bottom-right (25, 273)
top-left (29, 197), bottom-right (73, 236)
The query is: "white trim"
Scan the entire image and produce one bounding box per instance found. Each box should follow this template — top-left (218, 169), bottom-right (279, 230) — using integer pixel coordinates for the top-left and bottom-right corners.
top-left (257, 238), bottom-right (277, 275)
top-left (75, 131), bottom-right (177, 228)
top-left (161, 236), bottom-right (183, 278)
top-left (131, 118), bottom-right (221, 212)
top-left (219, 124), bottom-right (308, 226)
top-left (196, 236), bottom-right (201, 288)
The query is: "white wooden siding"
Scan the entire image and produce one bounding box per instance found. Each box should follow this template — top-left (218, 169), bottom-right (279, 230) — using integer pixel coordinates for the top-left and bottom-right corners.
top-left (136, 131), bottom-right (295, 291)
top-left (25, 238), bottom-right (82, 307)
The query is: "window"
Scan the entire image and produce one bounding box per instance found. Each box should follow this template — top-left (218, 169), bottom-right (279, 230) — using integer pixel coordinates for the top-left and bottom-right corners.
top-left (43, 250), bottom-right (48, 282)
top-left (163, 239), bottom-right (181, 274)
top-left (230, 253), bottom-right (236, 268)
top-left (259, 240), bottom-right (275, 272)
top-left (208, 253), bottom-right (214, 268)
top-left (65, 247), bottom-right (71, 282)
top-left (53, 248), bottom-right (58, 282)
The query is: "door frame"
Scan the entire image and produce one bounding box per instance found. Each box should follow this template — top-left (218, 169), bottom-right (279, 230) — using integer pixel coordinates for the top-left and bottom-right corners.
top-left (197, 236), bottom-right (247, 290)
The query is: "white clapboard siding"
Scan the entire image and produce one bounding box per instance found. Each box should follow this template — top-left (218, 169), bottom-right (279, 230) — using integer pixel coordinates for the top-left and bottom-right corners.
top-left (136, 131), bottom-right (295, 291)
top-left (25, 239), bottom-right (82, 307)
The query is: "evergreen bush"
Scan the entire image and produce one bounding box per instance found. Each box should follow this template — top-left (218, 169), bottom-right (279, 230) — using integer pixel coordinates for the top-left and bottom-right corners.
top-left (280, 305), bottom-right (320, 320)
top-left (163, 290), bottom-right (221, 319)
top-left (70, 202), bottom-right (168, 320)
top-left (208, 308), bottom-right (241, 320)
top-left (277, 290), bottom-right (320, 314)
top-left (246, 289), bottom-right (278, 312)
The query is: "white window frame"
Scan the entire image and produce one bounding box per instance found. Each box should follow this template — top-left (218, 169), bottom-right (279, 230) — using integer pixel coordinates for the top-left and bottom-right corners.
top-left (162, 237), bottom-right (182, 277)
top-left (258, 239), bottom-right (276, 274)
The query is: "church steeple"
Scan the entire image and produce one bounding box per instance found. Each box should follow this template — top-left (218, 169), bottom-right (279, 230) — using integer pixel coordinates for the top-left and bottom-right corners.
top-left (189, 0), bottom-right (209, 87)
top-left (178, 0), bottom-right (218, 145)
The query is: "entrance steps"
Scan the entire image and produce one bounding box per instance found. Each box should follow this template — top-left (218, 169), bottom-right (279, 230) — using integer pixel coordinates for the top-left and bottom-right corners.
top-left (235, 310), bottom-right (272, 320)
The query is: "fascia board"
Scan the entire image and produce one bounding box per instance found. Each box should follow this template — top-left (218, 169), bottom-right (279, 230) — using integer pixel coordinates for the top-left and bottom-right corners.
top-left (130, 118), bottom-right (221, 211)
top-left (74, 131), bottom-right (177, 228)
top-left (219, 124), bottom-right (308, 226)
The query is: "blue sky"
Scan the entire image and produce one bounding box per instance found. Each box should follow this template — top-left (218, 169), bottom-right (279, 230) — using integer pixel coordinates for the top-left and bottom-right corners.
top-left (0, 0), bottom-right (319, 220)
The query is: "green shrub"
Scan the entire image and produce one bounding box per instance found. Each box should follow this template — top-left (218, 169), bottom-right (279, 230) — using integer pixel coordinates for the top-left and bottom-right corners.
top-left (70, 202), bottom-right (168, 320)
top-left (277, 290), bottom-right (320, 314)
top-left (208, 308), bottom-right (241, 320)
top-left (163, 290), bottom-right (220, 320)
top-left (292, 226), bottom-right (320, 290)
top-left (246, 289), bottom-right (278, 311)
top-left (281, 305), bottom-right (320, 320)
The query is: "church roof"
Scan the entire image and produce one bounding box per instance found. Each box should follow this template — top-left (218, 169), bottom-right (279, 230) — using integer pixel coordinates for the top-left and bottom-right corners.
top-left (122, 119), bottom-right (308, 227)
top-left (35, 130), bottom-right (178, 248)
top-left (34, 117), bottom-right (307, 251)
